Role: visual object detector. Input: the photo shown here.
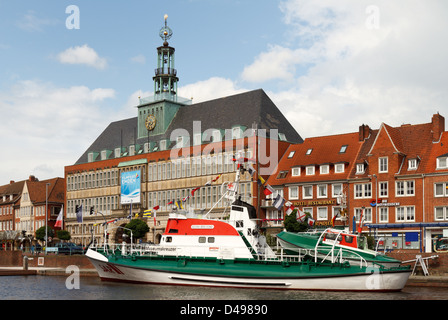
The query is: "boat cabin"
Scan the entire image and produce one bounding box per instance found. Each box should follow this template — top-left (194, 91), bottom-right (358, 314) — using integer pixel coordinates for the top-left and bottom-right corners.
top-left (321, 229), bottom-right (368, 251)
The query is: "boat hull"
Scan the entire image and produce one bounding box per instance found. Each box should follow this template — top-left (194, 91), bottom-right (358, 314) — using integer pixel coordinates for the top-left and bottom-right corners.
top-left (86, 249), bottom-right (410, 292)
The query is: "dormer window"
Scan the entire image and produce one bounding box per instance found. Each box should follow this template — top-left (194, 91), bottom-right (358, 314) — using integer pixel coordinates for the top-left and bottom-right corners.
top-left (306, 166), bottom-right (315, 175)
top-left (408, 158), bottom-right (418, 170)
top-left (437, 155), bottom-right (448, 169)
top-left (320, 164), bottom-right (329, 174)
top-left (356, 163), bottom-right (365, 174)
top-left (335, 163), bottom-right (345, 173)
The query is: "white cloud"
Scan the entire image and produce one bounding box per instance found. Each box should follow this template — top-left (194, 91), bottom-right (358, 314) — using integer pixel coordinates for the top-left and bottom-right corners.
top-left (241, 0), bottom-right (448, 138)
top-left (178, 77), bottom-right (246, 103)
top-left (16, 11), bottom-right (59, 32)
top-left (130, 54), bottom-right (146, 64)
top-left (0, 80), bottom-right (116, 182)
top-left (57, 44), bottom-right (108, 69)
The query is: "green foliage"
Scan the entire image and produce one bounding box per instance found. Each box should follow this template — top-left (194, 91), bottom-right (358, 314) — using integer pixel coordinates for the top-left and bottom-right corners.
top-left (57, 230), bottom-right (71, 241)
top-left (125, 219), bottom-right (150, 240)
top-left (35, 226), bottom-right (55, 241)
top-left (283, 211), bottom-right (310, 233)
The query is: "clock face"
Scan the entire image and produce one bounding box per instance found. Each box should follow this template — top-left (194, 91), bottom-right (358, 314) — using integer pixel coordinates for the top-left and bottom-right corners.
top-left (145, 114), bottom-right (156, 131)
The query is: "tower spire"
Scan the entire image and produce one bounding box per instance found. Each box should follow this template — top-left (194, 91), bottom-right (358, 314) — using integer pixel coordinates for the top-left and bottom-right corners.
top-left (153, 14), bottom-right (178, 100)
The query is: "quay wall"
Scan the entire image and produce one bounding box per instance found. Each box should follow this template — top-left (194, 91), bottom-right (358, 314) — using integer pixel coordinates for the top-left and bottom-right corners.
top-left (387, 252), bottom-right (448, 275)
top-left (0, 251), bottom-right (94, 269)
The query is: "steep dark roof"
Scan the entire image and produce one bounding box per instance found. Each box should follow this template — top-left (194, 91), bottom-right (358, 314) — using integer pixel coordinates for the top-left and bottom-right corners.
top-left (75, 89), bottom-right (302, 164)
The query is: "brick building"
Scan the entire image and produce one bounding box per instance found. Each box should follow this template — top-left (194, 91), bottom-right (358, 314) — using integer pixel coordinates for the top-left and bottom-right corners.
top-left (64, 17), bottom-right (301, 246)
top-left (267, 113), bottom-right (448, 253)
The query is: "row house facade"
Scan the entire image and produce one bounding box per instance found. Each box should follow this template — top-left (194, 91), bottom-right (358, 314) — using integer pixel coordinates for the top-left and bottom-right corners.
top-left (266, 113), bottom-right (448, 253)
top-left (0, 176), bottom-right (65, 250)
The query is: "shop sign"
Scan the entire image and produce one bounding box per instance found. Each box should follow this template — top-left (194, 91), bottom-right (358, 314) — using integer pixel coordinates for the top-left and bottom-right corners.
top-left (292, 199), bottom-right (336, 207)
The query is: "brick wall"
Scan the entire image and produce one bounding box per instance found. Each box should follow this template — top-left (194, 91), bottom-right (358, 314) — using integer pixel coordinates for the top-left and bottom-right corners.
top-left (388, 252), bottom-right (448, 275)
top-left (0, 250), bottom-right (94, 269)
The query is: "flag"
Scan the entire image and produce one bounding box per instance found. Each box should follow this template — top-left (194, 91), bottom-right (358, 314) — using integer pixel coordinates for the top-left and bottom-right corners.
top-left (332, 212), bottom-right (340, 227)
top-left (175, 200), bottom-right (183, 210)
top-left (143, 209), bottom-right (152, 217)
top-left (76, 205), bottom-right (83, 223)
top-left (153, 205), bottom-right (160, 211)
top-left (212, 174), bottom-right (222, 182)
top-left (205, 180), bottom-right (212, 186)
top-left (191, 187), bottom-right (200, 195)
top-left (54, 206), bottom-right (63, 228)
top-left (308, 217), bottom-right (315, 227)
top-left (247, 164), bottom-right (256, 176)
top-left (273, 194), bottom-right (285, 210)
top-left (183, 195), bottom-right (190, 202)
top-left (167, 200), bottom-right (174, 205)
top-left (285, 203), bottom-right (295, 215)
top-left (296, 210), bottom-right (307, 223)
top-left (264, 184), bottom-right (274, 196)
top-left (257, 175), bottom-right (265, 186)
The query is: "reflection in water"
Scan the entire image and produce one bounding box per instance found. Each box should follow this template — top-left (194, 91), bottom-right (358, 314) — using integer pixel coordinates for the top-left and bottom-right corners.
top-left (1, 276), bottom-right (446, 300)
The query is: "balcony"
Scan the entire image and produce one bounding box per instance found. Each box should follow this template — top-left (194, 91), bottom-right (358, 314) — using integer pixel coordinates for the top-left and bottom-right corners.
top-left (154, 68), bottom-right (177, 76)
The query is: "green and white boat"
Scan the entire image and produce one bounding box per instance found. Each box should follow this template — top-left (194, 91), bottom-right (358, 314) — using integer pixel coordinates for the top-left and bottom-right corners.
top-left (86, 162), bottom-right (411, 292)
top-left (276, 228), bottom-right (402, 268)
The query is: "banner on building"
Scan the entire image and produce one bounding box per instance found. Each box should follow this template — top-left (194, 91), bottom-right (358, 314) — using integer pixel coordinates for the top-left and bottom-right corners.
top-left (120, 170), bottom-right (141, 204)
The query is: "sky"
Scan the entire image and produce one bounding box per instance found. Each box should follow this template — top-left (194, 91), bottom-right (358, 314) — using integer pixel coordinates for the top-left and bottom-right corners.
top-left (1, 0), bottom-right (448, 184)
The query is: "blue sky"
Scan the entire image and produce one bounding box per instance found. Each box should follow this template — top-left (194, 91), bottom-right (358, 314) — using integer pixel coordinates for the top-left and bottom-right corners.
top-left (1, 0), bottom-right (448, 183)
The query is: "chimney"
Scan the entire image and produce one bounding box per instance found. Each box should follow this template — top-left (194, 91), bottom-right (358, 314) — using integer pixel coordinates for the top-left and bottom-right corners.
top-left (10, 180), bottom-right (15, 184)
top-left (359, 124), bottom-right (371, 141)
top-left (432, 113), bottom-right (445, 142)
top-left (29, 175), bottom-right (37, 182)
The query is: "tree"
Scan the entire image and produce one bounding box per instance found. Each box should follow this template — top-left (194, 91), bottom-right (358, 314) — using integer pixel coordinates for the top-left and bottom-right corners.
top-left (57, 230), bottom-right (71, 241)
top-left (283, 211), bottom-right (311, 233)
top-left (35, 226), bottom-right (55, 242)
top-left (124, 219), bottom-right (149, 241)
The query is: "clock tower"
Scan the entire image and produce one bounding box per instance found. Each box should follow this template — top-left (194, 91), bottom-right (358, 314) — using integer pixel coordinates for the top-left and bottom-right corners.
top-left (137, 15), bottom-right (191, 140)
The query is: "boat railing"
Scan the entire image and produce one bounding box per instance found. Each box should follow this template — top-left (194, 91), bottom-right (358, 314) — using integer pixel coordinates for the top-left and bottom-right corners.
top-left (89, 243), bottom-right (307, 263)
top-left (311, 245), bottom-right (368, 268)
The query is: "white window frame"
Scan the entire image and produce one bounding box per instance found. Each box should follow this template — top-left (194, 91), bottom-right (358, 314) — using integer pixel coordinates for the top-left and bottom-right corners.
top-left (379, 207), bottom-right (389, 223)
top-left (435, 182), bottom-right (448, 197)
top-left (435, 206), bottom-right (448, 221)
top-left (396, 180), bottom-right (415, 197)
top-left (396, 206), bottom-right (415, 222)
top-left (379, 157), bottom-right (388, 173)
top-left (379, 181), bottom-right (388, 198)
top-left (306, 166), bottom-right (315, 175)
top-left (335, 163), bottom-right (345, 173)
top-left (320, 165), bottom-right (329, 175)
top-left (408, 159), bottom-right (418, 170)
top-left (437, 157), bottom-right (448, 169)
top-left (302, 185), bottom-right (313, 199)
top-left (355, 207), bottom-right (372, 223)
top-left (289, 186), bottom-right (299, 200)
top-left (332, 183), bottom-right (342, 198)
top-left (317, 184), bottom-right (327, 198)
top-left (291, 167), bottom-right (301, 177)
top-left (354, 183), bottom-right (372, 199)
top-left (317, 207), bottom-right (328, 220)
top-left (356, 163), bottom-right (365, 174)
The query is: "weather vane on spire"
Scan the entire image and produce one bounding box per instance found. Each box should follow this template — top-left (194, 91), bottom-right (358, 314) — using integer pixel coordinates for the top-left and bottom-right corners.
top-left (159, 14), bottom-right (173, 45)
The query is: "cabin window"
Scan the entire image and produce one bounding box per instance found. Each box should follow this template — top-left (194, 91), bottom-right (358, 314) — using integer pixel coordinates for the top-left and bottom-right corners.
top-left (166, 236), bottom-right (172, 243)
top-left (344, 235), bottom-right (354, 244)
top-left (208, 237), bottom-right (215, 243)
top-left (199, 237), bottom-right (206, 243)
top-left (236, 220), bottom-right (244, 228)
top-left (168, 229), bottom-right (178, 234)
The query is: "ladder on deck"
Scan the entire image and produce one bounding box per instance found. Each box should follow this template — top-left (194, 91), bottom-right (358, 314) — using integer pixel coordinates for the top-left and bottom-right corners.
top-left (403, 255), bottom-right (439, 276)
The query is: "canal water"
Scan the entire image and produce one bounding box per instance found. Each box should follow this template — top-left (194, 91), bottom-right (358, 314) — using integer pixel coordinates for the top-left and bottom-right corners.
top-left (1, 275), bottom-right (447, 300)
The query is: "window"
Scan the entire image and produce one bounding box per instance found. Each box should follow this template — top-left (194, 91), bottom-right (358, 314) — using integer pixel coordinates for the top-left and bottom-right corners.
top-left (396, 206), bottom-right (415, 222)
top-left (435, 206), bottom-right (448, 220)
top-left (288, 151), bottom-right (295, 158)
top-left (356, 164), bottom-right (365, 174)
top-left (306, 148), bottom-right (313, 155)
top-left (354, 183), bottom-right (372, 198)
top-left (292, 167), bottom-right (301, 177)
top-left (355, 207), bottom-right (372, 223)
top-left (335, 163), bottom-right (345, 173)
top-left (303, 185), bottom-right (313, 199)
top-left (317, 207), bottom-right (328, 220)
top-left (396, 180), bottom-right (415, 196)
top-left (437, 156), bottom-right (448, 169)
top-left (339, 145), bottom-right (348, 153)
top-left (379, 207), bottom-right (389, 223)
top-left (408, 159), bottom-right (418, 170)
top-left (379, 157), bottom-right (388, 173)
top-left (306, 166), bottom-right (315, 175)
top-left (277, 171), bottom-right (288, 179)
top-left (320, 165), bottom-right (329, 174)
top-left (289, 186), bottom-right (299, 200)
top-left (435, 182), bottom-right (448, 197)
top-left (317, 185), bottom-right (327, 198)
top-left (379, 182), bottom-right (388, 197)
top-left (332, 184), bottom-right (342, 197)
